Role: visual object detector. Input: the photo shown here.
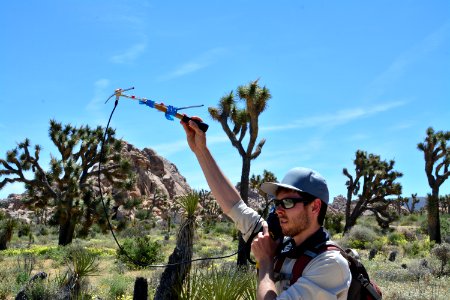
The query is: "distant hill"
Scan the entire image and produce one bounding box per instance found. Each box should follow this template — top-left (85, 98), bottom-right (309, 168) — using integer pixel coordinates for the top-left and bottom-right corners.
top-left (330, 195), bottom-right (428, 213)
top-left (405, 196), bottom-right (427, 211)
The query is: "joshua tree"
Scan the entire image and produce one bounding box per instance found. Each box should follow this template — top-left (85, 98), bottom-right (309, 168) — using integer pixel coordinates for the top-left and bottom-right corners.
top-left (0, 120), bottom-right (133, 245)
top-left (154, 192), bottom-right (199, 300)
top-left (343, 150), bottom-right (403, 233)
top-left (209, 79), bottom-right (271, 265)
top-left (197, 189), bottom-right (222, 226)
top-left (417, 127), bottom-right (450, 244)
top-left (405, 193), bottom-right (420, 214)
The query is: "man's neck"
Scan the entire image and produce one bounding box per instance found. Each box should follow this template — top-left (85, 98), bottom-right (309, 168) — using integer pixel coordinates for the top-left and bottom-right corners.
top-left (293, 224), bottom-right (321, 246)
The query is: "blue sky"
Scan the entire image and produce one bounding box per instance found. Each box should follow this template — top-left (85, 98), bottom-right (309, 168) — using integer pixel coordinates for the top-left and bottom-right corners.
top-left (1, 1), bottom-right (449, 201)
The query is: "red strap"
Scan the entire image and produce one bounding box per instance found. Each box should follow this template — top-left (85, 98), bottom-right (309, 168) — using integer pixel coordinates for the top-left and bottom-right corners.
top-left (290, 255), bottom-right (314, 285)
top-left (290, 244), bottom-right (341, 285)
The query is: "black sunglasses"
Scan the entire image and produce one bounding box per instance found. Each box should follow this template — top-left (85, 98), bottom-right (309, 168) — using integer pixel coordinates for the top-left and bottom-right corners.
top-left (272, 197), bottom-right (313, 209)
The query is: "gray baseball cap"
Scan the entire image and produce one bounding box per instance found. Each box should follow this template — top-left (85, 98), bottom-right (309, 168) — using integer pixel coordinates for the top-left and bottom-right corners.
top-left (260, 167), bottom-right (329, 204)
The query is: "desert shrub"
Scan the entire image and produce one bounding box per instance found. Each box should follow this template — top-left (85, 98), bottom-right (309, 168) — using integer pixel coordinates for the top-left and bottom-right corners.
top-left (402, 238), bottom-right (434, 257)
top-left (343, 225), bottom-right (378, 249)
top-left (324, 213), bottom-right (344, 235)
top-left (355, 215), bottom-right (379, 230)
top-left (135, 209), bottom-right (150, 221)
top-left (0, 266), bottom-right (14, 299)
top-left (15, 254), bottom-right (36, 285)
top-left (36, 225), bottom-right (49, 236)
top-left (118, 222), bottom-right (153, 238)
top-left (398, 228), bottom-right (417, 242)
top-left (17, 222), bottom-right (31, 238)
top-left (42, 246), bottom-right (69, 265)
top-left (388, 232), bottom-right (408, 246)
top-left (23, 278), bottom-right (58, 300)
top-left (116, 236), bottom-right (163, 269)
top-left (441, 214), bottom-right (450, 242)
top-left (100, 273), bottom-right (133, 299)
top-left (430, 242), bottom-right (450, 276)
top-left (212, 221), bottom-right (234, 236)
top-left (398, 213), bottom-right (420, 226)
top-left (370, 235), bottom-right (389, 251)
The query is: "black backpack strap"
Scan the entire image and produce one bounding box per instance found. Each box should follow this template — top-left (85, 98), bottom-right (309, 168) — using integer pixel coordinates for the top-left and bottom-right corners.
top-left (284, 243), bottom-right (341, 285)
top-left (326, 242), bottom-right (382, 300)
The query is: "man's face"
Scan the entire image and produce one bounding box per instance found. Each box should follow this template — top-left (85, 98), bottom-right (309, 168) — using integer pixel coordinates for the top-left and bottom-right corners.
top-left (274, 189), bottom-right (312, 238)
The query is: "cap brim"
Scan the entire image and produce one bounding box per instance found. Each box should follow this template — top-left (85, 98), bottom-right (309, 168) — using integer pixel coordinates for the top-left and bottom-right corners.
top-left (260, 182), bottom-right (303, 197)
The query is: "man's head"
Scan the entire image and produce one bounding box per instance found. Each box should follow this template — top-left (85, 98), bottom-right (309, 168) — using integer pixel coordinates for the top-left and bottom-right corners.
top-left (260, 167), bottom-right (329, 229)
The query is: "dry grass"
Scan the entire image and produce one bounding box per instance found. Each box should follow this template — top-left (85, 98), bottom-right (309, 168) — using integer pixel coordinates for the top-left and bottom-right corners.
top-left (1, 216), bottom-right (449, 299)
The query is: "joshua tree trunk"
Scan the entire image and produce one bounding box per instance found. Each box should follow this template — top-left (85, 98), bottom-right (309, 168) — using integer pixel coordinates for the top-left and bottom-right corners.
top-left (237, 158), bottom-right (251, 266)
top-left (58, 215), bottom-right (77, 246)
top-left (154, 217), bottom-right (195, 300)
top-left (427, 189), bottom-right (441, 244)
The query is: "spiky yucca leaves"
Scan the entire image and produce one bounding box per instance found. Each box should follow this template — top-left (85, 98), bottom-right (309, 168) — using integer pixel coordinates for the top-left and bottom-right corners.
top-left (0, 119), bottom-right (134, 246)
top-left (180, 265), bottom-right (256, 300)
top-left (0, 217), bottom-right (17, 250)
top-left (417, 127), bottom-right (450, 244)
top-left (59, 246), bottom-right (100, 298)
top-left (343, 150), bottom-right (403, 234)
top-left (154, 192), bottom-right (200, 300)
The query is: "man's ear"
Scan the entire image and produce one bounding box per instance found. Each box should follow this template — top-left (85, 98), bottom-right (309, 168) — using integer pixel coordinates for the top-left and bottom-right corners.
top-left (311, 198), bottom-right (321, 215)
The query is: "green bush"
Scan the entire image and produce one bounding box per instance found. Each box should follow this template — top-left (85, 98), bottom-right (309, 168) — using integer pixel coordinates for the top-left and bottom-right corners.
top-left (37, 225), bottom-right (49, 236)
top-left (15, 254), bottom-right (35, 285)
top-left (23, 278), bottom-right (57, 300)
top-left (430, 242), bottom-right (450, 276)
top-left (388, 232), bottom-right (408, 246)
top-left (343, 225), bottom-right (378, 249)
top-left (212, 221), bottom-right (234, 236)
top-left (17, 222), bottom-right (31, 238)
top-left (116, 236), bottom-right (163, 269)
top-left (118, 222), bottom-right (153, 238)
top-left (401, 213), bottom-right (419, 224)
top-left (324, 213), bottom-right (344, 235)
top-left (441, 214), bottom-right (450, 242)
top-left (135, 209), bottom-right (150, 221)
top-left (100, 274), bottom-right (133, 299)
top-left (402, 238), bottom-right (434, 257)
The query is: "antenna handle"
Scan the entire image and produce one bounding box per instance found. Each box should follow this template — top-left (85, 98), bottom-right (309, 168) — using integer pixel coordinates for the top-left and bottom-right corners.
top-left (181, 115), bottom-right (209, 132)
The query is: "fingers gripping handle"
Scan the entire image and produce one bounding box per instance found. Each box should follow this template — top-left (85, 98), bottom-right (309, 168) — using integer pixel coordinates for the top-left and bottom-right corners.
top-left (181, 115), bottom-right (209, 132)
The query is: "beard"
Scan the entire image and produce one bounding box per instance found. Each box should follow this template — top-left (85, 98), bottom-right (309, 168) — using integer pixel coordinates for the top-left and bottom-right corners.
top-left (279, 209), bottom-right (311, 237)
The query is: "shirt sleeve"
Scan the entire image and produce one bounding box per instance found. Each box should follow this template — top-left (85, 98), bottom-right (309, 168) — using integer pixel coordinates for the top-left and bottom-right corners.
top-left (277, 250), bottom-right (352, 300)
top-left (227, 200), bottom-right (263, 242)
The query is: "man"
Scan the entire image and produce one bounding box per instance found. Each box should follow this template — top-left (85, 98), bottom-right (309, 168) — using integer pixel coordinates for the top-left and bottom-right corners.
top-left (181, 119), bottom-right (351, 300)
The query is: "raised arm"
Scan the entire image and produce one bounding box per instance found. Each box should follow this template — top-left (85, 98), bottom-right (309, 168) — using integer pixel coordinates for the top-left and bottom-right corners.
top-left (181, 118), bottom-right (241, 214)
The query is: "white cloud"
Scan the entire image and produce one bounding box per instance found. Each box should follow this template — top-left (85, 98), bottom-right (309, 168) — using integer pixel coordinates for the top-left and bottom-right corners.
top-left (262, 101), bottom-right (407, 132)
top-left (86, 79), bottom-right (111, 112)
top-left (158, 48), bottom-right (227, 81)
top-left (111, 41), bottom-right (148, 64)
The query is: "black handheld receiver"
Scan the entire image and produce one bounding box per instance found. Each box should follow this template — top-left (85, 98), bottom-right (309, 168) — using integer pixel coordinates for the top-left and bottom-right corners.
top-left (245, 206), bottom-right (283, 265)
top-left (266, 207), bottom-right (283, 241)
